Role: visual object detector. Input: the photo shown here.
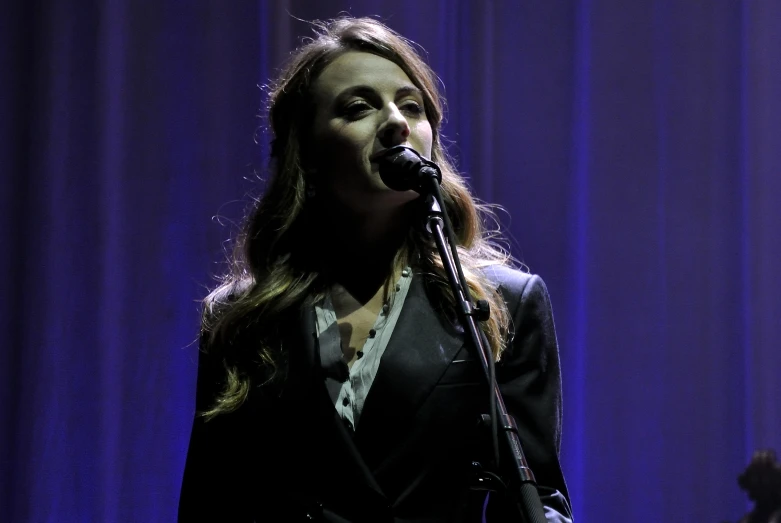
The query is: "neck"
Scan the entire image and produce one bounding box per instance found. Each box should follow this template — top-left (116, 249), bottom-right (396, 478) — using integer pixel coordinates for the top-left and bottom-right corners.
top-left (316, 199), bottom-right (415, 303)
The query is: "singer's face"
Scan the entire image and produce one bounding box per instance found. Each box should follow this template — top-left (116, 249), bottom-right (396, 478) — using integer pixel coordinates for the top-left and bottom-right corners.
top-left (310, 51), bottom-right (433, 212)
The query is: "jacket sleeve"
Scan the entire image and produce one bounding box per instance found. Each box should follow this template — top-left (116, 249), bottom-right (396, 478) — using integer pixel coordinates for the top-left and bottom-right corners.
top-left (177, 336), bottom-right (258, 523)
top-left (494, 272), bottom-right (573, 522)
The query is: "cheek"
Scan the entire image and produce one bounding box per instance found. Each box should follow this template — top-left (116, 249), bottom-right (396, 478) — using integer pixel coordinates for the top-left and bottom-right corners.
top-left (412, 121), bottom-right (434, 156)
top-left (313, 126), bottom-right (367, 170)
top-left (317, 122), bottom-right (369, 153)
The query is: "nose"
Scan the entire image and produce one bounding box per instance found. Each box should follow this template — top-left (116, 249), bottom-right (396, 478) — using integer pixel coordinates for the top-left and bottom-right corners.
top-left (378, 104), bottom-right (410, 148)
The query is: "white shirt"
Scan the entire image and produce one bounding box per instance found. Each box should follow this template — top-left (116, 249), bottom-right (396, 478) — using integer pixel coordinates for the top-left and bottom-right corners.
top-left (314, 267), bottom-right (413, 432)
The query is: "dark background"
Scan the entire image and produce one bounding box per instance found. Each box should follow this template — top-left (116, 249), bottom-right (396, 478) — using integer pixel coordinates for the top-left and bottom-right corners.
top-left (2, 1), bottom-right (780, 522)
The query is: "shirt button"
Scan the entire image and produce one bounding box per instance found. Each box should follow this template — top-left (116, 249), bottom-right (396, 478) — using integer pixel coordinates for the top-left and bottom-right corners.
top-left (368, 329), bottom-right (376, 338)
top-left (342, 397), bottom-right (350, 406)
top-left (382, 304), bottom-right (389, 315)
top-left (357, 351), bottom-right (364, 359)
top-left (401, 268), bottom-right (411, 277)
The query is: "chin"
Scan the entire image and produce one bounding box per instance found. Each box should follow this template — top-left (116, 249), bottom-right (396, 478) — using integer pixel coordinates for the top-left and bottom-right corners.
top-left (348, 189), bottom-right (419, 214)
top-left (378, 187), bottom-right (420, 206)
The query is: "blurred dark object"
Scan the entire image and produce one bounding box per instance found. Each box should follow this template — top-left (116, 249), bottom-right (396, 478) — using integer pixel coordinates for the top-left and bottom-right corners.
top-left (733, 449), bottom-right (781, 523)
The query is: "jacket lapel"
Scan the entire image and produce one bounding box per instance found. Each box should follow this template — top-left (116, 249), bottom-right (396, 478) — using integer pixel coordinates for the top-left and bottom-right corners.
top-left (354, 275), bottom-right (466, 469)
top-left (287, 302), bottom-right (388, 502)
top-left (286, 275), bottom-right (467, 498)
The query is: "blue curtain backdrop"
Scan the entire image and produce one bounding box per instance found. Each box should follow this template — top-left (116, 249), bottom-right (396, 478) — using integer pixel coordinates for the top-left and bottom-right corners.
top-left (2, 1), bottom-right (780, 521)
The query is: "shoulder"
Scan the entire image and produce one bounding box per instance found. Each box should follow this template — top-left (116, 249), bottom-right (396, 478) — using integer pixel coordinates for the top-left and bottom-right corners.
top-left (481, 264), bottom-right (547, 306)
top-left (481, 264), bottom-right (532, 292)
top-left (203, 278), bottom-right (254, 318)
top-left (480, 265), bottom-right (556, 342)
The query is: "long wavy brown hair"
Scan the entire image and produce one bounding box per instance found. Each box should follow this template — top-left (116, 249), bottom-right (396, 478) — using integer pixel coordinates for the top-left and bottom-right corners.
top-left (200, 17), bottom-right (515, 419)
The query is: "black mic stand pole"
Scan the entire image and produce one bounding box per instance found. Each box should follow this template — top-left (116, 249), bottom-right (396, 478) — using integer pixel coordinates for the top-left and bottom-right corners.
top-left (420, 178), bottom-right (547, 523)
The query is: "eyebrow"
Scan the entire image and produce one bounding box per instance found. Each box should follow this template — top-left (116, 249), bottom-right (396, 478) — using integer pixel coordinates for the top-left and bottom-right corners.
top-left (334, 84), bottom-right (423, 103)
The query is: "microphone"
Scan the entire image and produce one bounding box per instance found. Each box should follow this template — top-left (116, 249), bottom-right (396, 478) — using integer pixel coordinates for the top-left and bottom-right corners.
top-left (376, 145), bottom-right (442, 193)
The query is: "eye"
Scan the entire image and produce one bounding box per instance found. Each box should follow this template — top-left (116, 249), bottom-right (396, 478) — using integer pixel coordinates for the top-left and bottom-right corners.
top-left (341, 100), bottom-right (372, 119)
top-left (400, 100), bottom-right (424, 116)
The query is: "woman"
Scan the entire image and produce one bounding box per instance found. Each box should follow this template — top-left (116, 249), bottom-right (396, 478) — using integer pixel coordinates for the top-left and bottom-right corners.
top-left (179, 17), bottom-right (573, 523)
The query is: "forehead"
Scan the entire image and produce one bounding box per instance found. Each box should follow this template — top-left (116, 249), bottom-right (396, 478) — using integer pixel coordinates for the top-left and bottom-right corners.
top-left (312, 51), bottom-right (416, 100)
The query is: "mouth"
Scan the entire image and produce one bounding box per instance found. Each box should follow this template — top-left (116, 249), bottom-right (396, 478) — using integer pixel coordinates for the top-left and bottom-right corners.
top-left (370, 146), bottom-right (414, 163)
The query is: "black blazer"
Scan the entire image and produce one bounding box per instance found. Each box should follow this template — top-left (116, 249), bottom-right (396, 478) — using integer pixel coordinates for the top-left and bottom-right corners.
top-left (179, 266), bottom-right (573, 522)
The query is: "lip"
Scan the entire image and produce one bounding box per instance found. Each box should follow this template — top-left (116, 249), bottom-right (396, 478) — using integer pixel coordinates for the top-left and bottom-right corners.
top-left (370, 145), bottom-right (413, 162)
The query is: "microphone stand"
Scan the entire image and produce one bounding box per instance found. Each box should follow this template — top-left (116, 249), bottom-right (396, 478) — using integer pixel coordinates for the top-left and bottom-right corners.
top-left (419, 176), bottom-right (548, 523)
